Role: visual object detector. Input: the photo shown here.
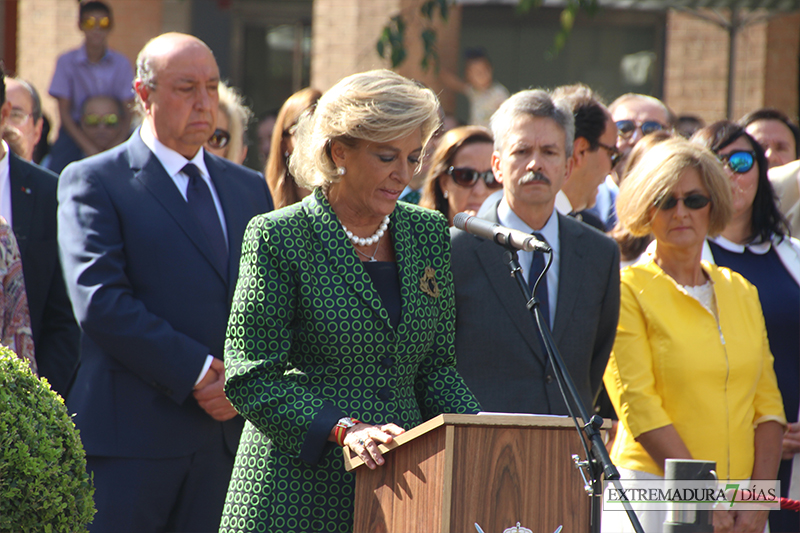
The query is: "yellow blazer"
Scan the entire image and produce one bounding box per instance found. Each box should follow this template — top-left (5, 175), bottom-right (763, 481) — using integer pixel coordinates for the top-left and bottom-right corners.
top-left (604, 259), bottom-right (786, 479)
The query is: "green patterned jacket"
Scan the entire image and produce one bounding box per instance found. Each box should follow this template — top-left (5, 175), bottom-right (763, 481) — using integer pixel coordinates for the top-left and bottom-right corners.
top-left (220, 189), bottom-right (480, 533)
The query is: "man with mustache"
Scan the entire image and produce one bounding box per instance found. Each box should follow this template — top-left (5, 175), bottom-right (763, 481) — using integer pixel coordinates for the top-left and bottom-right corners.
top-left (451, 89), bottom-right (620, 416)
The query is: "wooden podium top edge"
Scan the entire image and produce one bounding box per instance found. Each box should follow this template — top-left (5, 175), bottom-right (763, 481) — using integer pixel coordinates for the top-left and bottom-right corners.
top-left (342, 413), bottom-right (609, 471)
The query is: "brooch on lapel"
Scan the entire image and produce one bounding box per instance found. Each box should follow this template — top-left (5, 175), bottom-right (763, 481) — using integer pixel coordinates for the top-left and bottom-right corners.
top-left (419, 266), bottom-right (440, 298)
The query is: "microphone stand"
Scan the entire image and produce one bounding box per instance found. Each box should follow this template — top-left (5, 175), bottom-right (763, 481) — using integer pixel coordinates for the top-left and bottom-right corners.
top-left (501, 247), bottom-right (645, 533)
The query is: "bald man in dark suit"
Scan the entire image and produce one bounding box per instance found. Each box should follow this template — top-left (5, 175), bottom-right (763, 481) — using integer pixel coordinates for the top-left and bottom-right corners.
top-left (58, 33), bottom-right (273, 533)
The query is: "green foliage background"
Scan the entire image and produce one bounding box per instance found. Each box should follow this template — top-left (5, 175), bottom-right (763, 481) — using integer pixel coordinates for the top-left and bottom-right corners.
top-left (376, 0), bottom-right (600, 69)
top-left (0, 348), bottom-right (95, 532)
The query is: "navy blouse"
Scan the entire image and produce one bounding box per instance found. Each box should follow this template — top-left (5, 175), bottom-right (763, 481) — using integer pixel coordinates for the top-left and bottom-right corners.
top-left (363, 261), bottom-right (401, 329)
top-left (709, 239), bottom-right (799, 424)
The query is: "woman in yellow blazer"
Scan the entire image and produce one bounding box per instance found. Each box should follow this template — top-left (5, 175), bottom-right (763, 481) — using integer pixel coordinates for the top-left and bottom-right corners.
top-left (603, 138), bottom-right (786, 533)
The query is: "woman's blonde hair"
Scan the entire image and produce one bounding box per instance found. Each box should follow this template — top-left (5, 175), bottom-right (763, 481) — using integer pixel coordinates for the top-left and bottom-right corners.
top-left (217, 82), bottom-right (253, 164)
top-left (289, 70), bottom-right (441, 189)
top-left (617, 137), bottom-right (733, 238)
top-left (419, 126), bottom-right (493, 220)
top-left (265, 87), bottom-right (322, 208)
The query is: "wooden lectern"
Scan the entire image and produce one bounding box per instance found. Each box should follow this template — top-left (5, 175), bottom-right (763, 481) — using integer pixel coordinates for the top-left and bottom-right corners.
top-left (344, 413), bottom-right (600, 533)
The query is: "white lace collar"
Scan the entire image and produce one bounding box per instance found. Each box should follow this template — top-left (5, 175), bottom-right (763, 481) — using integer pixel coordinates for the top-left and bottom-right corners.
top-left (709, 234), bottom-right (772, 255)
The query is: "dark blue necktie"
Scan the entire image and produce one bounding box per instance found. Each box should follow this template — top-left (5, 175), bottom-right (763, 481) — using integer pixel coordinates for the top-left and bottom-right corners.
top-left (528, 232), bottom-right (550, 327)
top-left (183, 163), bottom-right (228, 278)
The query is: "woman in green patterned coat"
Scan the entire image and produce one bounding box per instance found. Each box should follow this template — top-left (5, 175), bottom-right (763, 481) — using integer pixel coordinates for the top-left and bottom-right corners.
top-left (219, 70), bottom-right (482, 533)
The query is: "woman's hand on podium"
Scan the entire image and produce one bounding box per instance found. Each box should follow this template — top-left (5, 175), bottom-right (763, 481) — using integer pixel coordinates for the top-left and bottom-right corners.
top-left (343, 423), bottom-right (405, 469)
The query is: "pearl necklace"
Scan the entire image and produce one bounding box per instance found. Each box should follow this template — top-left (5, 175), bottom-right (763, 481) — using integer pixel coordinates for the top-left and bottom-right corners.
top-left (341, 215), bottom-right (390, 247)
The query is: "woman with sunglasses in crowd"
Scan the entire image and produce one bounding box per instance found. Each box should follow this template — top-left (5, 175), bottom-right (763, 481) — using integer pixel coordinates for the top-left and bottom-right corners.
top-left (204, 81), bottom-right (252, 165)
top-left (603, 137), bottom-right (785, 533)
top-left (265, 87), bottom-right (323, 208)
top-left (418, 125), bottom-right (497, 226)
top-left (692, 121), bottom-right (800, 533)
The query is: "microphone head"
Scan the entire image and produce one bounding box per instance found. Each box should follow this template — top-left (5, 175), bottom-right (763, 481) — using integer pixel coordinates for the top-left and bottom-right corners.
top-left (453, 212), bottom-right (470, 230)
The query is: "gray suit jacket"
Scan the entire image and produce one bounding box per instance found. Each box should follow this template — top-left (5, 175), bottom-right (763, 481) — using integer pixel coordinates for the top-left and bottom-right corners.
top-left (451, 202), bottom-right (620, 415)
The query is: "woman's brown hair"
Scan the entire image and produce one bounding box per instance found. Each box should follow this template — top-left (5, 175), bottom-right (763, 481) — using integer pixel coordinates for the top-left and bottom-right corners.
top-left (265, 88), bottom-right (322, 209)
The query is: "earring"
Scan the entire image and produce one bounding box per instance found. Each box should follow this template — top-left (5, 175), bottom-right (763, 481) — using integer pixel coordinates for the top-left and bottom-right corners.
top-left (284, 151), bottom-right (290, 158)
top-left (443, 189), bottom-right (449, 199)
top-left (337, 166), bottom-right (346, 176)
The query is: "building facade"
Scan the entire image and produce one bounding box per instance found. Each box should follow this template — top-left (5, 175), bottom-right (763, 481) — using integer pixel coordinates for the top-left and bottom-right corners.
top-left (3, 0), bottom-right (798, 168)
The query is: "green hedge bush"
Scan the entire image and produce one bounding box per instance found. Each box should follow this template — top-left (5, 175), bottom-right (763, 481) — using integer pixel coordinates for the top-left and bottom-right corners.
top-left (0, 347), bottom-right (95, 532)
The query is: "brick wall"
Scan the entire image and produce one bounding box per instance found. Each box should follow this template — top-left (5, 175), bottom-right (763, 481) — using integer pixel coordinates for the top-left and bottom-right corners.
top-left (310, 0), bottom-right (395, 92)
top-left (107, 0), bottom-right (163, 64)
top-left (764, 12), bottom-right (800, 121)
top-left (664, 8), bottom-right (798, 124)
top-left (0, 2), bottom-right (6, 67)
top-left (15, 2), bottom-right (798, 137)
top-left (395, 1), bottom-right (461, 114)
top-left (17, 0), bottom-right (83, 137)
top-left (311, 0), bottom-right (461, 111)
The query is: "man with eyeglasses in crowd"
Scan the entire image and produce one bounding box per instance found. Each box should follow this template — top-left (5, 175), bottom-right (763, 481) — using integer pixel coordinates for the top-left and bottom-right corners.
top-left (551, 84), bottom-right (619, 232)
top-left (451, 88), bottom-right (620, 417)
top-left (47, 0), bottom-right (134, 175)
top-left (0, 67), bottom-right (80, 397)
top-left (590, 93), bottom-right (674, 230)
top-left (2, 77), bottom-right (44, 163)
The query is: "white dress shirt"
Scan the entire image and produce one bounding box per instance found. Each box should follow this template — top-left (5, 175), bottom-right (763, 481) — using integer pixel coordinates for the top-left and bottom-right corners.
top-left (554, 190), bottom-right (573, 215)
top-left (497, 198), bottom-right (560, 328)
top-left (139, 123), bottom-right (228, 245)
top-left (0, 141), bottom-right (13, 227)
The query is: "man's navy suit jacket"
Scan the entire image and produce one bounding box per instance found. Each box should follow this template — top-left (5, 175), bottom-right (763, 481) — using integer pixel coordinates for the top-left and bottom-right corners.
top-left (58, 132), bottom-right (274, 458)
top-left (8, 152), bottom-right (80, 395)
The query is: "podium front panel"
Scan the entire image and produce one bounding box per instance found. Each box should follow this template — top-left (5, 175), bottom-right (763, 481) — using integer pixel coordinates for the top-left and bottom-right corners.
top-left (449, 424), bottom-right (593, 533)
top-left (351, 426), bottom-right (450, 532)
top-left (350, 415), bottom-right (597, 533)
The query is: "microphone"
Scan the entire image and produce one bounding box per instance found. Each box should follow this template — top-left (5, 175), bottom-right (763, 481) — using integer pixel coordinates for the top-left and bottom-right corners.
top-left (453, 212), bottom-right (551, 253)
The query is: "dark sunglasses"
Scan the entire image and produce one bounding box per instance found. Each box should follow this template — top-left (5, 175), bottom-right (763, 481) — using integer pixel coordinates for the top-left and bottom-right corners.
top-left (446, 166), bottom-right (502, 189)
top-left (80, 16), bottom-right (111, 30)
top-left (597, 141), bottom-right (622, 168)
top-left (616, 120), bottom-right (664, 139)
top-left (83, 113), bottom-right (119, 127)
top-left (655, 193), bottom-right (711, 211)
top-left (716, 150), bottom-right (755, 174)
top-left (207, 129), bottom-right (231, 150)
